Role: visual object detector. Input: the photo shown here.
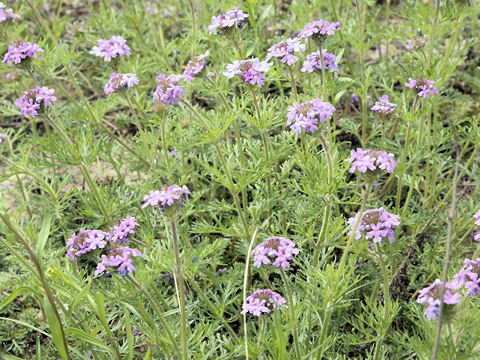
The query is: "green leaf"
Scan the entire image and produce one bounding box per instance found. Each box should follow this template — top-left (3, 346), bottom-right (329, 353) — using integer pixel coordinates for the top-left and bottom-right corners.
top-left (0, 287), bottom-right (32, 311)
top-left (67, 280), bottom-right (92, 319)
top-left (69, 328), bottom-right (113, 352)
top-left (43, 296), bottom-right (69, 360)
top-left (125, 310), bottom-right (134, 360)
top-left (36, 212), bottom-right (52, 256)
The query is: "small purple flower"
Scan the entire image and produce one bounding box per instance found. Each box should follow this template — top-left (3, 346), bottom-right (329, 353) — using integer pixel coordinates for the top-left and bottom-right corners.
top-left (351, 93), bottom-right (359, 103)
top-left (286, 98), bottom-right (335, 134)
top-left (94, 246), bottom-right (143, 276)
top-left (348, 208), bottom-right (400, 243)
top-left (2, 41), bottom-right (43, 66)
top-left (108, 216), bottom-right (138, 244)
top-left (405, 77), bottom-right (439, 99)
top-left (142, 185), bottom-right (191, 209)
top-left (301, 50), bottom-right (338, 73)
top-left (0, 2), bottom-right (21, 22)
top-left (104, 73), bottom-right (139, 94)
top-left (183, 50), bottom-right (210, 82)
top-left (146, 6), bottom-right (155, 15)
top-left (452, 258), bottom-right (480, 296)
top-left (417, 279), bottom-right (460, 320)
top-left (66, 230), bottom-right (107, 261)
top-left (345, 148), bottom-right (396, 174)
top-left (241, 289), bottom-right (286, 316)
top-left (474, 209), bottom-right (480, 226)
top-left (15, 86), bottom-right (56, 117)
top-left (298, 20), bottom-right (341, 39)
top-left (208, 7), bottom-right (249, 34)
top-left (223, 58), bottom-right (271, 86)
top-left (265, 38), bottom-right (305, 65)
top-left (90, 35), bottom-right (131, 62)
top-left (252, 236), bottom-right (299, 269)
top-left (170, 148), bottom-right (178, 157)
top-left (371, 95), bottom-right (397, 115)
top-left (0, 133), bottom-right (7, 143)
top-left (153, 74), bottom-right (184, 105)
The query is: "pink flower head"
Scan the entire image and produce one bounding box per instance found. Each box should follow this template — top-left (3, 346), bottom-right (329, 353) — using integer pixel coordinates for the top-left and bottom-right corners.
top-left (266, 37), bottom-right (305, 65)
top-left (286, 98), bottom-right (335, 134)
top-left (345, 148), bottom-right (396, 174)
top-left (0, 133), bottom-right (7, 143)
top-left (241, 289), bottom-right (286, 316)
top-left (153, 74), bottom-right (184, 105)
top-left (66, 229), bottom-right (107, 261)
top-left (94, 246), bottom-right (143, 276)
top-left (208, 6), bottom-right (249, 34)
top-left (252, 236), bottom-right (299, 269)
top-left (0, 2), bottom-right (21, 23)
top-left (404, 77), bottom-right (439, 99)
top-left (142, 184), bottom-right (191, 209)
top-left (348, 208), bottom-right (400, 243)
top-left (417, 279), bottom-right (460, 320)
top-left (147, 6), bottom-right (155, 15)
top-left (89, 35), bottom-right (131, 62)
top-left (104, 73), bottom-right (139, 94)
top-left (2, 41), bottom-right (43, 66)
top-left (298, 20), bottom-right (341, 39)
top-left (474, 209), bottom-right (480, 226)
top-left (351, 93), bottom-right (359, 103)
top-left (108, 216), bottom-right (139, 244)
top-left (223, 58), bottom-right (271, 86)
top-left (452, 258), bottom-right (480, 296)
top-left (301, 50), bottom-right (338, 73)
top-left (15, 86), bottom-right (56, 117)
top-left (183, 50), bottom-right (210, 82)
top-left (371, 95), bottom-right (397, 115)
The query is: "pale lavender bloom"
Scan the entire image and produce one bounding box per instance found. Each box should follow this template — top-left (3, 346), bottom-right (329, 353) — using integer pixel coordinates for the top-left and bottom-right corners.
top-left (286, 98), bottom-right (335, 134)
top-left (252, 236), bottom-right (299, 269)
top-left (90, 35), bottom-right (131, 62)
top-left (108, 216), bottom-right (139, 244)
top-left (371, 95), bottom-right (397, 115)
top-left (104, 73), bottom-right (139, 94)
top-left (241, 289), bottom-right (286, 316)
top-left (404, 77), bottom-right (439, 99)
top-left (66, 229), bottom-right (107, 261)
top-left (208, 6), bottom-right (249, 34)
top-left (301, 50), bottom-right (338, 73)
top-left (223, 58), bottom-right (271, 86)
top-left (0, 133), bottom-right (7, 143)
top-left (351, 93), bottom-right (359, 103)
top-left (348, 208), bottom-right (400, 243)
top-left (147, 6), bottom-right (155, 15)
top-left (142, 185), bottom-right (191, 209)
top-left (0, 2), bottom-right (21, 22)
top-left (183, 50), bottom-right (210, 82)
top-left (2, 41), bottom-right (43, 66)
top-left (153, 74), bottom-right (184, 105)
top-left (298, 20), bottom-right (341, 39)
top-left (170, 148), bottom-right (178, 157)
top-left (15, 86), bottom-right (56, 117)
top-left (452, 258), bottom-right (480, 296)
top-left (417, 279), bottom-right (460, 320)
top-left (94, 246), bottom-right (143, 276)
top-left (345, 148), bottom-right (396, 174)
top-left (266, 38), bottom-right (305, 65)
top-left (474, 210), bottom-right (480, 226)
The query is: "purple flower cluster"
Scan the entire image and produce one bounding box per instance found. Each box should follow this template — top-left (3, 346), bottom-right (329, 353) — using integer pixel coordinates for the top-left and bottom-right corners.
top-left (286, 98), bottom-right (336, 134)
top-left (2, 41), bottom-right (43, 66)
top-left (153, 74), bottom-right (184, 105)
top-left (266, 38), bottom-right (305, 65)
top-left (346, 148), bottom-right (396, 174)
top-left (252, 236), bottom-right (299, 269)
top-left (223, 58), bottom-right (272, 86)
top-left (90, 35), bottom-right (131, 62)
top-left (0, 2), bottom-right (20, 22)
top-left (66, 230), bottom-right (107, 261)
top-left (417, 279), bottom-right (460, 320)
top-left (298, 20), bottom-right (341, 39)
top-left (404, 78), bottom-right (439, 99)
top-left (301, 50), bottom-right (338, 73)
top-left (370, 95), bottom-right (397, 115)
top-left (348, 208), bottom-right (400, 243)
top-left (241, 289), bottom-right (286, 316)
top-left (452, 258), bottom-right (480, 296)
top-left (183, 50), bottom-right (210, 82)
top-left (142, 184), bottom-right (191, 209)
top-left (474, 209), bottom-right (480, 226)
top-left (208, 7), bottom-right (249, 34)
top-left (15, 86), bottom-right (56, 117)
top-left (108, 216), bottom-right (139, 244)
top-left (94, 246), bottom-right (143, 276)
top-left (104, 73), bottom-right (139, 94)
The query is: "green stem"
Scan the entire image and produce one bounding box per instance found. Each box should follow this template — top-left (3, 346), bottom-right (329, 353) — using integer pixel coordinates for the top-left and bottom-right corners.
top-left (427, 0), bottom-right (441, 69)
top-left (124, 94), bottom-right (142, 132)
top-left (355, 0), bottom-right (367, 145)
top-left (288, 66), bottom-right (298, 100)
top-left (372, 251), bottom-right (390, 360)
top-left (313, 204), bottom-right (330, 267)
top-left (319, 134), bottom-right (333, 184)
top-left (159, 109), bottom-right (171, 170)
top-left (280, 268), bottom-right (301, 360)
top-left (318, 41), bottom-right (327, 99)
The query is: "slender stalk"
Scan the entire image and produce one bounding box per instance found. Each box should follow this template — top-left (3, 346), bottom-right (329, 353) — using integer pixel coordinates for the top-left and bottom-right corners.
top-left (124, 94), bottom-right (142, 132)
top-left (385, 0), bottom-right (391, 67)
top-left (318, 41), bottom-right (327, 99)
top-left (427, 0), bottom-right (441, 69)
top-left (189, 1), bottom-right (196, 58)
top-left (355, 0), bottom-right (368, 145)
top-left (313, 204), bottom-right (330, 267)
top-left (288, 66), bottom-right (298, 100)
top-left (319, 134), bottom-right (333, 184)
top-left (372, 251), bottom-right (390, 360)
top-left (159, 108), bottom-right (171, 169)
top-left (316, 304), bottom-right (332, 360)
top-left (280, 268), bottom-right (301, 360)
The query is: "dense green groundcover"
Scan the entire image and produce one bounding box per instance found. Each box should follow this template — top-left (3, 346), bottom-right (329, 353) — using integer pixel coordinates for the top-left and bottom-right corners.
top-left (1, 0), bottom-right (480, 359)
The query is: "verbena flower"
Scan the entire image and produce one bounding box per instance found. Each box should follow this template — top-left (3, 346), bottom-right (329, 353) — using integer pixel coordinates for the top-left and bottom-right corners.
top-left (265, 37), bottom-right (305, 65)
top-left (2, 41), bottom-right (43, 66)
top-left (286, 98), bottom-right (335, 134)
top-left (371, 95), bottom-right (397, 115)
top-left (345, 148), bottom-right (396, 174)
top-left (298, 20), bottom-right (341, 39)
top-left (223, 58), bottom-right (271, 86)
top-left (15, 86), bottom-right (56, 117)
top-left (301, 50), bottom-right (338, 73)
top-left (452, 258), bottom-right (480, 296)
top-left (183, 50), bottom-right (210, 82)
top-left (90, 35), bottom-right (131, 62)
top-left (252, 236), bottom-right (299, 269)
top-left (348, 208), bottom-right (400, 243)
top-left (142, 185), bottom-right (191, 209)
top-left (417, 279), bottom-right (460, 320)
top-left (66, 230), bottom-right (107, 261)
top-left (404, 34), bottom-right (428, 51)
top-left (0, 133), bottom-right (7, 143)
top-left (0, 2), bottom-right (21, 22)
top-left (474, 210), bottom-right (480, 226)
top-left (108, 216), bottom-right (139, 244)
top-left (94, 246), bottom-right (143, 276)
top-left (241, 289), bottom-right (286, 316)
top-left (404, 77), bottom-right (439, 99)
top-left (153, 74), bottom-right (184, 105)
top-left (208, 6), bottom-right (249, 34)
top-left (104, 73), bottom-right (139, 94)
